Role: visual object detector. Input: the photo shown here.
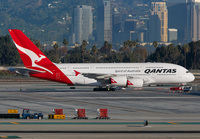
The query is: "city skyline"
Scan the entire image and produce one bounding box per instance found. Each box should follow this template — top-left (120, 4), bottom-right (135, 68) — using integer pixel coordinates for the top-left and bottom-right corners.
top-left (59, 0), bottom-right (200, 46)
top-left (1, 0), bottom-right (200, 48)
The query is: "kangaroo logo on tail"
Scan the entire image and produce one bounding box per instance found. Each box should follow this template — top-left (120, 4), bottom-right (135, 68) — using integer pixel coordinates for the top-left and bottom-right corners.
top-left (9, 29), bottom-right (74, 85)
top-left (14, 42), bottom-right (53, 74)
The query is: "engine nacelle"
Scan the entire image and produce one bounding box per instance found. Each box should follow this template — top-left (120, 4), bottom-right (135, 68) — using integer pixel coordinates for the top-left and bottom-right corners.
top-left (127, 79), bottom-right (143, 88)
top-left (110, 76), bottom-right (127, 86)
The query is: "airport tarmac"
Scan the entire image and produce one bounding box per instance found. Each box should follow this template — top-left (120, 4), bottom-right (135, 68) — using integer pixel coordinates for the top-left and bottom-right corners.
top-left (0, 81), bottom-right (200, 138)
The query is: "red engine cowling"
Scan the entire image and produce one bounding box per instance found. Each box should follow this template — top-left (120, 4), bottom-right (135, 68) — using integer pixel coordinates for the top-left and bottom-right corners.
top-left (127, 79), bottom-right (143, 88)
top-left (110, 76), bottom-right (127, 86)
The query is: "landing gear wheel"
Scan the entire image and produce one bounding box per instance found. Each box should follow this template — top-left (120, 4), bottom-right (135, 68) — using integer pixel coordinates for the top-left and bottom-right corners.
top-left (93, 87), bottom-right (115, 91)
top-left (38, 116), bottom-right (42, 120)
top-left (110, 88), bottom-right (115, 91)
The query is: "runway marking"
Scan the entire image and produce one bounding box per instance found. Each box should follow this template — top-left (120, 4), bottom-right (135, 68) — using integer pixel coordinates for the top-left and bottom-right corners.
top-left (0, 122), bottom-right (200, 125)
top-left (168, 122), bottom-right (179, 125)
top-left (1, 131), bottom-right (200, 134)
top-left (10, 122), bottom-right (19, 125)
top-left (60, 97), bottom-right (200, 99)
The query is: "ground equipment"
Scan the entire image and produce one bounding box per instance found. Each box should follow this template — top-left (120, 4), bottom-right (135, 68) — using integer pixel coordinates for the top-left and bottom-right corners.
top-left (74, 109), bottom-right (88, 119)
top-left (48, 109), bottom-right (65, 119)
top-left (96, 109), bottom-right (110, 119)
top-left (22, 109), bottom-right (43, 119)
top-left (0, 109), bottom-right (20, 119)
top-left (170, 86), bottom-right (192, 92)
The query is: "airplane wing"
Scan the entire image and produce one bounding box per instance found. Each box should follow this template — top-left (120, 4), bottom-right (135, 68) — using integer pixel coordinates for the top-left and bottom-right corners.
top-left (82, 72), bottom-right (152, 85)
top-left (82, 73), bottom-right (115, 80)
top-left (8, 67), bottom-right (45, 76)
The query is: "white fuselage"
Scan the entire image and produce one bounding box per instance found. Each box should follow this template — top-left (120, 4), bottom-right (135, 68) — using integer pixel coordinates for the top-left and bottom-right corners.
top-left (56, 63), bottom-right (195, 86)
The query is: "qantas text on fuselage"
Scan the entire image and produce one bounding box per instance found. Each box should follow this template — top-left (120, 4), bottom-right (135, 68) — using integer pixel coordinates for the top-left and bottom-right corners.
top-left (144, 69), bottom-right (177, 74)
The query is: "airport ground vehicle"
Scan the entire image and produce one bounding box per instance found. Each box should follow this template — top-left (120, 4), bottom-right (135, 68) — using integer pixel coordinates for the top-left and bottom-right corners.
top-left (182, 86), bottom-right (192, 92)
top-left (48, 109), bottom-right (65, 119)
top-left (8, 29), bottom-right (195, 91)
top-left (22, 109), bottom-right (43, 119)
top-left (170, 86), bottom-right (192, 92)
top-left (170, 87), bottom-right (183, 91)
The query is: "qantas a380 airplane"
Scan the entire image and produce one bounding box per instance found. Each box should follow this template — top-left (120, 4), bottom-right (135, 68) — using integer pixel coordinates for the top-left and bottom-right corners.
top-left (8, 29), bottom-right (195, 91)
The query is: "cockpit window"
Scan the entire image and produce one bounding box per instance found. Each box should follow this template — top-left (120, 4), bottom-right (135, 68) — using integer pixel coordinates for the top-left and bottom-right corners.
top-left (186, 71), bottom-right (190, 73)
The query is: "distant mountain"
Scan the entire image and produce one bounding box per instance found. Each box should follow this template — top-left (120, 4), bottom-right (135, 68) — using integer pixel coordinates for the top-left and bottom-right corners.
top-left (0, 0), bottom-right (146, 45)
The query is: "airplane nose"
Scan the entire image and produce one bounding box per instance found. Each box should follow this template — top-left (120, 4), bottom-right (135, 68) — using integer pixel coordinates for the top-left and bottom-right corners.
top-left (190, 73), bottom-right (195, 82)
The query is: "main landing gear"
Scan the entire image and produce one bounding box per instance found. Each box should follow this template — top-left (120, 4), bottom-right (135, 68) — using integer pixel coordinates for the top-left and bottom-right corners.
top-left (93, 87), bottom-right (115, 91)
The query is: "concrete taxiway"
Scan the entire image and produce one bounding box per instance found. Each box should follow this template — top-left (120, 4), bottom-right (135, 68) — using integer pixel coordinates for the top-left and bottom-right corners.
top-left (0, 81), bottom-right (200, 138)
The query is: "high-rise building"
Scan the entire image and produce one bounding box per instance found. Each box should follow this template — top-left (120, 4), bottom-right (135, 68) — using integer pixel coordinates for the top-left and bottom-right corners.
top-left (168, 28), bottom-right (178, 42)
top-left (149, 2), bottom-right (168, 42)
top-left (168, 2), bottom-right (187, 43)
top-left (119, 19), bottom-right (137, 41)
top-left (97, 0), bottom-right (112, 44)
top-left (112, 9), bottom-right (121, 43)
top-left (70, 5), bottom-right (93, 44)
top-left (186, 0), bottom-right (200, 42)
top-left (124, 19), bottom-right (137, 32)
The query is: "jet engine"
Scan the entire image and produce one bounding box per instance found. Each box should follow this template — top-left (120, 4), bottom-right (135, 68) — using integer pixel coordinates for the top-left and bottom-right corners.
top-left (110, 76), bottom-right (127, 86)
top-left (127, 78), bottom-right (143, 88)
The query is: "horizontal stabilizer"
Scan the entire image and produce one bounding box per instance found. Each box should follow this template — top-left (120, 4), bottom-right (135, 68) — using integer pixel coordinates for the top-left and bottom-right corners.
top-left (8, 67), bottom-right (45, 76)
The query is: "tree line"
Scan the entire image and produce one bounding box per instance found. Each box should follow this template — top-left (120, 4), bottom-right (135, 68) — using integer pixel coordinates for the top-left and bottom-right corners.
top-left (0, 35), bottom-right (200, 70)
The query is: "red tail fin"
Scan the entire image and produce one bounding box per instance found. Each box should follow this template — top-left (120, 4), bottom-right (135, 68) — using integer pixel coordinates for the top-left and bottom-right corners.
top-left (9, 29), bottom-right (73, 85)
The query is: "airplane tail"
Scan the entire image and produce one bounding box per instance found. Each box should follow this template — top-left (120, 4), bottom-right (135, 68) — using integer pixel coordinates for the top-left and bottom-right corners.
top-left (8, 29), bottom-right (73, 85)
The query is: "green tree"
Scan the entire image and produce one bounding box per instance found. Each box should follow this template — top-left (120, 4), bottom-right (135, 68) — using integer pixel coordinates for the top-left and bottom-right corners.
top-left (63, 39), bottom-right (68, 46)
top-left (132, 40), bottom-right (137, 48)
top-left (53, 43), bottom-right (59, 62)
top-left (123, 40), bottom-right (129, 50)
top-left (31, 39), bottom-right (44, 52)
top-left (104, 41), bottom-right (109, 48)
top-left (63, 39), bottom-right (68, 63)
top-left (99, 41), bottom-right (111, 56)
top-left (127, 40), bottom-right (133, 49)
top-left (108, 43), bottom-right (112, 56)
top-left (92, 45), bottom-right (97, 63)
top-left (166, 44), bottom-right (180, 63)
top-left (0, 35), bottom-right (20, 66)
top-left (193, 41), bottom-right (200, 69)
top-left (68, 47), bottom-right (82, 63)
top-left (133, 47), bottom-right (147, 62)
top-left (80, 40), bottom-right (87, 63)
top-left (153, 40), bottom-right (158, 48)
top-left (183, 44), bottom-right (189, 68)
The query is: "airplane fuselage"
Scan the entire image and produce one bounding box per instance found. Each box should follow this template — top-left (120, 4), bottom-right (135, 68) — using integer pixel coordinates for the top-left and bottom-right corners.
top-left (55, 63), bottom-right (195, 87)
